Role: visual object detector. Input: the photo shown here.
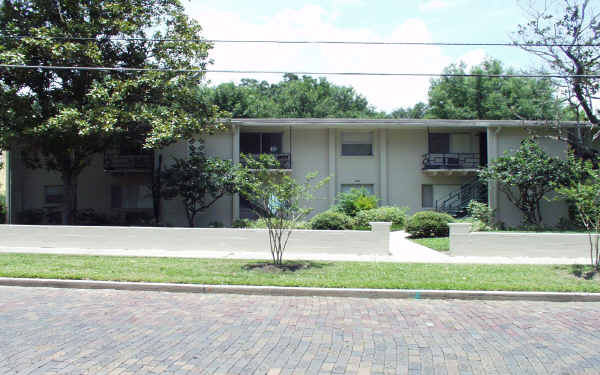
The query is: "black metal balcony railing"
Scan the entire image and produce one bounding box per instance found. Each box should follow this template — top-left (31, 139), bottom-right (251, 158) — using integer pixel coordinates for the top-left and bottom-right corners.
top-left (104, 152), bottom-right (154, 172)
top-left (242, 153), bottom-right (292, 169)
top-left (422, 153), bottom-right (481, 170)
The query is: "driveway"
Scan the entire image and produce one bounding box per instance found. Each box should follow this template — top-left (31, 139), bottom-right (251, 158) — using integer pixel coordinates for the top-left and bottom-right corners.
top-left (1, 286), bottom-right (600, 374)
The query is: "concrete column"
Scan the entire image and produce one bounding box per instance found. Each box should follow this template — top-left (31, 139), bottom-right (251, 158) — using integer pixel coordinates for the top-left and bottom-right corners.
top-left (379, 129), bottom-right (388, 205)
top-left (369, 221), bottom-right (392, 255)
top-left (328, 128), bottom-right (336, 205)
top-left (232, 125), bottom-right (240, 221)
top-left (448, 222), bottom-right (472, 253)
top-left (486, 127), bottom-right (501, 213)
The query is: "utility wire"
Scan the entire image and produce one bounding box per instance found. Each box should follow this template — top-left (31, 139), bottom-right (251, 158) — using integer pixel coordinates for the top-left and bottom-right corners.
top-left (1, 64), bottom-right (598, 78)
top-left (1, 34), bottom-right (599, 48)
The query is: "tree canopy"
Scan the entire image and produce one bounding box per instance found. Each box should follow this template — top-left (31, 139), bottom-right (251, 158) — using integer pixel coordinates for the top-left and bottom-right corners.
top-left (427, 59), bottom-right (563, 120)
top-left (0, 0), bottom-right (227, 223)
top-left (514, 0), bottom-right (599, 127)
top-left (206, 74), bottom-right (382, 118)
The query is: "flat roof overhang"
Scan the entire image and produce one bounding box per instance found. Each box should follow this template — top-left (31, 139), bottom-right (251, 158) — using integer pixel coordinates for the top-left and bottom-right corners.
top-left (230, 118), bottom-right (591, 130)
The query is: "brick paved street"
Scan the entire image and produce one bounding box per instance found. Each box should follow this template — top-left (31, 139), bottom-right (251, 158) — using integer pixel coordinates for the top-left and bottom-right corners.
top-left (1, 287), bottom-right (600, 374)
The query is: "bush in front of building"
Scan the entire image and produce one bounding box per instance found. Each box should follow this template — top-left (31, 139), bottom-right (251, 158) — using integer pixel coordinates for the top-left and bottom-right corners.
top-left (406, 211), bottom-right (454, 238)
top-left (353, 206), bottom-right (408, 229)
top-left (310, 210), bottom-right (355, 230)
top-left (334, 187), bottom-right (378, 217)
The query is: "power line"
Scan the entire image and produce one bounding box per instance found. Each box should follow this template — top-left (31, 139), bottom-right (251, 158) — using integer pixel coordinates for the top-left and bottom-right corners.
top-left (1, 64), bottom-right (599, 78)
top-left (1, 34), bottom-right (599, 48)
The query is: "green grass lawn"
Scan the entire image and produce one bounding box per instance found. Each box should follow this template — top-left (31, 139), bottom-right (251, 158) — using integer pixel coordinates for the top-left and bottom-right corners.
top-left (410, 237), bottom-right (450, 251)
top-left (0, 253), bottom-right (599, 292)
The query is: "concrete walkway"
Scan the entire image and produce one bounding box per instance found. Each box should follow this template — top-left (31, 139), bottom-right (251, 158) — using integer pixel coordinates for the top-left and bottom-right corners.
top-left (0, 230), bottom-right (589, 264)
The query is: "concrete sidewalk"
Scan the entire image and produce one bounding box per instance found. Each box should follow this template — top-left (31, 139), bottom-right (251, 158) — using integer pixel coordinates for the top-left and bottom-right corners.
top-left (0, 230), bottom-right (589, 264)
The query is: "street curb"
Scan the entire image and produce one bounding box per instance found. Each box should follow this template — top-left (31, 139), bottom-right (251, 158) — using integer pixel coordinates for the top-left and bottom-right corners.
top-left (1, 277), bottom-right (599, 302)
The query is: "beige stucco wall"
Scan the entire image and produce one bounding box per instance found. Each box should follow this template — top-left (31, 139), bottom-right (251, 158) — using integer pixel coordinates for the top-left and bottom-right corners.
top-left (0, 223), bottom-right (391, 255)
top-left (8, 123), bottom-right (571, 228)
top-left (489, 127), bottom-right (569, 227)
top-left (449, 223), bottom-right (590, 258)
top-left (386, 129), bottom-right (478, 214)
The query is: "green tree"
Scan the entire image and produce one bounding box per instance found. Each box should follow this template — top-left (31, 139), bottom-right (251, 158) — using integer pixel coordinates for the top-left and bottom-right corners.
top-left (427, 59), bottom-right (562, 120)
top-left (239, 154), bottom-right (329, 265)
top-left (388, 102), bottom-right (429, 119)
top-left (479, 138), bottom-right (575, 226)
top-left (0, 0), bottom-right (227, 224)
top-left (208, 74), bottom-right (382, 118)
top-left (514, 0), bottom-right (599, 128)
top-left (161, 143), bottom-right (242, 228)
top-left (555, 155), bottom-right (600, 271)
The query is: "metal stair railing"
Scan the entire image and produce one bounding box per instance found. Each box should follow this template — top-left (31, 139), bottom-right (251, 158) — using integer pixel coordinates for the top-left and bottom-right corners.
top-left (435, 178), bottom-right (488, 216)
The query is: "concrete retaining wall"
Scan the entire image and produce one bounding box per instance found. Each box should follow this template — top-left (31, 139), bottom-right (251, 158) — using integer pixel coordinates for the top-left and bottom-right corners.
top-left (449, 223), bottom-right (594, 258)
top-left (0, 222), bottom-right (391, 255)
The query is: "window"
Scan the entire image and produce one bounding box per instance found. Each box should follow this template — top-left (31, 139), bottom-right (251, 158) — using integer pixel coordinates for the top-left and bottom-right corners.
top-left (240, 133), bottom-right (283, 154)
top-left (341, 132), bottom-right (373, 156)
top-left (111, 185), bottom-right (152, 209)
top-left (428, 133), bottom-right (450, 154)
top-left (341, 184), bottom-right (375, 195)
top-left (44, 185), bottom-right (64, 204)
top-left (422, 184), bottom-right (433, 208)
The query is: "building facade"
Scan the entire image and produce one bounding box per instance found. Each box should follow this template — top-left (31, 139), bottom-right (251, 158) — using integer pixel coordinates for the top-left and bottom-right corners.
top-left (5, 119), bottom-right (573, 228)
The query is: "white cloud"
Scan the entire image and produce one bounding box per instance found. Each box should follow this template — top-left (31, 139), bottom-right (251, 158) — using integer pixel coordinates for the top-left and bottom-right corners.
top-left (419, 1), bottom-right (454, 12)
top-left (187, 4), bottom-right (453, 112)
top-left (456, 49), bottom-right (487, 69)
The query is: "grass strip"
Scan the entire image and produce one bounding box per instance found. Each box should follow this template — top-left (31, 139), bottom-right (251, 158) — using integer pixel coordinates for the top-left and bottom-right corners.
top-left (410, 237), bottom-right (450, 251)
top-left (0, 253), bottom-right (598, 292)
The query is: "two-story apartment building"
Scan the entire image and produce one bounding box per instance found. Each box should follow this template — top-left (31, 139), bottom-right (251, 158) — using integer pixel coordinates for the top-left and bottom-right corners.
top-left (4, 118), bottom-right (574, 227)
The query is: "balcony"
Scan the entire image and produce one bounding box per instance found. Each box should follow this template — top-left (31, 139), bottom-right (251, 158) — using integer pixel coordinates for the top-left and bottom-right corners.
top-left (422, 153), bottom-right (481, 176)
top-left (242, 153), bottom-right (292, 170)
top-left (104, 152), bottom-right (154, 173)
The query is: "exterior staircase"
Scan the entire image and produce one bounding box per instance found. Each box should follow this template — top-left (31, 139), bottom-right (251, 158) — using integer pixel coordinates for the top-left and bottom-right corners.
top-left (435, 179), bottom-right (488, 217)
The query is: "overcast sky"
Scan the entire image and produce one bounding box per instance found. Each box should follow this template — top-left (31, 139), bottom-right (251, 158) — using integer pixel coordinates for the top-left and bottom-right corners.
top-left (184, 0), bottom-right (553, 112)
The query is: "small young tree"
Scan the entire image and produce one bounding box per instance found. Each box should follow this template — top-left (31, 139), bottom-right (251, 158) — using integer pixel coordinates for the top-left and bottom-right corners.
top-left (479, 138), bottom-right (574, 226)
top-left (239, 154), bottom-right (328, 265)
top-left (555, 155), bottom-right (600, 271)
top-left (161, 143), bottom-right (241, 227)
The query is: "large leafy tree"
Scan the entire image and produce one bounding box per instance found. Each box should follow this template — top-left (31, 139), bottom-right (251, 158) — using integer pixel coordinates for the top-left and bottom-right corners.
top-left (514, 0), bottom-right (599, 128)
top-left (479, 138), bottom-right (575, 226)
top-left (427, 59), bottom-right (563, 120)
top-left (161, 143), bottom-right (242, 228)
top-left (0, 0), bottom-right (227, 224)
top-left (208, 74), bottom-right (382, 118)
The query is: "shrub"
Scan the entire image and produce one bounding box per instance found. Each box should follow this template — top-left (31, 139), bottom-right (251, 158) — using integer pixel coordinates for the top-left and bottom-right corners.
top-left (310, 210), bottom-right (354, 230)
top-left (207, 221), bottom-right (224, 228)
top-left (335, 188), bottom-right (378, 216)
top-left (0, 194), bottom-right (5, 224)
top-left (232, 219), bottom-right (251, 228)
top-left (76, 209), bottom-right (116, 226)
top-left (406, 211), bottom-right (454, 238)
top-left (466, 201), bottom-right (495, 228)
top-left (354, 206), bottom-right (408, 229)
top-left (16, 209), bottom-right (44, 225)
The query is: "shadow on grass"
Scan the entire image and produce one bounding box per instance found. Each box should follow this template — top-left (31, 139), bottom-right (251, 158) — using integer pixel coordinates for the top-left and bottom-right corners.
top-left (243, 260), bottom-right (330, 273)
top-left (570, 264), bottom-right (599, 280)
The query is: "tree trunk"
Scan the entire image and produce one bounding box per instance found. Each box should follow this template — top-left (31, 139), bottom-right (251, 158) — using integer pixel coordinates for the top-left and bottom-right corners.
top-left (152, 154), bottom-right (163, 225)
top-left (61, 173), bottom-right (78, 225)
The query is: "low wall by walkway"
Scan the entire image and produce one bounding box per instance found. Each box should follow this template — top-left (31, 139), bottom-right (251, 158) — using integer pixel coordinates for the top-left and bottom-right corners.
top-left (449, 223), bottom-right (593, 258)
top-left (0, 222), bottom-right (392, 256)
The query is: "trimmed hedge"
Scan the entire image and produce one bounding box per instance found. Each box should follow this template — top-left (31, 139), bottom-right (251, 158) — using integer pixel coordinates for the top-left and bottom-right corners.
top-left (354, 206), bottom-right (408, 228)
top-left (406, 211), bottom-right (454, 238)
top-left (310, 210), bottom-right (354, 230)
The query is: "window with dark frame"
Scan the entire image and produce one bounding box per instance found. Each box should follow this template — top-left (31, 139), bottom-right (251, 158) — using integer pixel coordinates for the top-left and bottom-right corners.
top-left (341, 132), bottom-right (373, 156)
top-left (44, 185), bottom-right (65, 204)
top-left (422, 184), bottom-right (434, 208)
top-left (428, 133), bottom-right (450, 153)
top-left (240, 133), bottom-right (283, 154)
